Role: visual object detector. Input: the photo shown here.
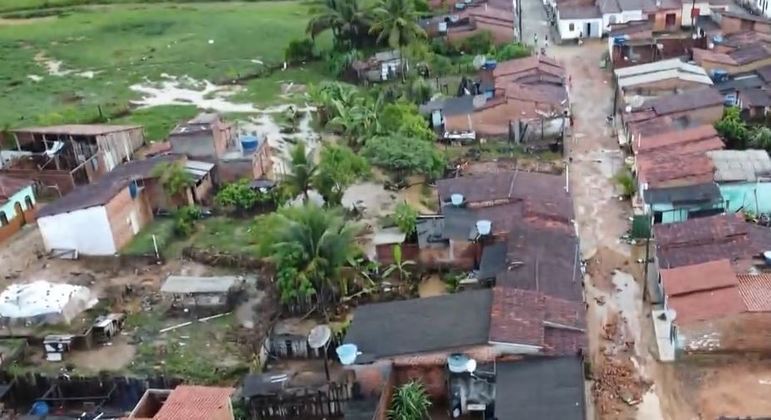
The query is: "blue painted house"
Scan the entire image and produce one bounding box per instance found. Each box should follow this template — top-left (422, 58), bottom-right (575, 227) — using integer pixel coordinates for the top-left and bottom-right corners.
top-left (643, 183), bottom-right (725, 224)
top-left (707, 149), bottom-right (771, 215)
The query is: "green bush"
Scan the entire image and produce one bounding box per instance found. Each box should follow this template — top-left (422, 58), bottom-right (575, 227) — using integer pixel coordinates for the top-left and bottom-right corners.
top-left (458, 31), bottom-right (494, 55)
top-left (285, 38), bottom-right (317, 64)
top-left (174, 205), bottom-right (202, 237)
top-left (495, 42), bottom-right (532, 60)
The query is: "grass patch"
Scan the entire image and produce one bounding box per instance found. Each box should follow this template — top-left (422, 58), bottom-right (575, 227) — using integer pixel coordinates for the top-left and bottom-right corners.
top-left (130, 313), bottom-right (248, 384)
top-left (0, 2), bottom-right (331, 129)
top-left (122, 218), bottom-right (186, 258)
top-left (114, 105), bottom-right (198, 142)
top-left (233, 62), bottom-right (333, 106)
top-left (192, 216), bottom-right (258, 255)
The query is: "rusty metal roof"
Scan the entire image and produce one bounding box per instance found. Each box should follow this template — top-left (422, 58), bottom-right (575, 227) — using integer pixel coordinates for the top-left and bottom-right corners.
top-left (10, 124), bottom-right (141, 136)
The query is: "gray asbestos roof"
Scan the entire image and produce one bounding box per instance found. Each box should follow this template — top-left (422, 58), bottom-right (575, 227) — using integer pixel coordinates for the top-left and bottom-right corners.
top-left (615, 59), bottom-right (713, 89)
top-left (707, 149), bottom-right (771, 182)
top-left (161, 275), bottom-right (240, 294)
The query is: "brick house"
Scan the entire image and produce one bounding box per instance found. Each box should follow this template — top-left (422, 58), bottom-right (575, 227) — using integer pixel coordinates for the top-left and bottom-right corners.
top-left (169, 113), bottom-right (272, 183)
top-left (36, 155), bottom-right (213, 256)
top-left (127, 385), bottom-right (235, 420)
top-left (343, 288), bottom-right (586, 399)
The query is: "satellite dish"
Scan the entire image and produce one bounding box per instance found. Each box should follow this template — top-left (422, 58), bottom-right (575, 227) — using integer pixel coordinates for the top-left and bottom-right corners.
top-left (472, 95), bottom-right (487, 109)
top-left (472, 55), bottom-right (486, 69)
top-left (308, 325), bottom-right (332, 349)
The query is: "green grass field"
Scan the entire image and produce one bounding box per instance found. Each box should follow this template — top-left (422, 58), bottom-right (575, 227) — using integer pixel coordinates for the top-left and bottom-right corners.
top-left (0, 2), bottom-right (330, 139)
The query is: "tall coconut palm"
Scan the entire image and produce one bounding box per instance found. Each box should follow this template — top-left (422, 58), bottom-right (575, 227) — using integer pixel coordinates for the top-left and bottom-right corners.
top-left (307, 0), bottom-right (371, 48)
top-left (285, 143), bottom-right (318, 202)
top-left (258, 204), bottom-right (361, 311)
top-left (369, 0), bottom-right (426, 50)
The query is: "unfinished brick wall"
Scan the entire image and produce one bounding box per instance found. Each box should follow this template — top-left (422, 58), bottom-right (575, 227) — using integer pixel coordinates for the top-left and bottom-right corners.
top-left (105, 186), bottom-right (154, 251)
top-left (0, 169), bottom-right (75, 195)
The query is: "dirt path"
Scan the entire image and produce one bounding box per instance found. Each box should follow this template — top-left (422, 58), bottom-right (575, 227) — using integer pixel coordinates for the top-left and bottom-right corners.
top-left (547, 41), bottom-right (671, 419)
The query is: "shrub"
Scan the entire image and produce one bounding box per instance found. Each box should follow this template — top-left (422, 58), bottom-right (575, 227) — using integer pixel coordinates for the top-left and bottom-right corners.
top-left (458, 31), bottom-right (494, 55)
top-left (174, 205), bottom-right (201, 237)
top-left (495, 42), bottom-right (531, 60)
top-left (284, 38), bottom-right (317, 64)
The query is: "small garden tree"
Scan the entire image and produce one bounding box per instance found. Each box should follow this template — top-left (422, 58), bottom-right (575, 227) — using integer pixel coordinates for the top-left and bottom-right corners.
top-left (314, 144), bottom-right (370, 206)
top-left (285, 143), bottom-right (318, 202)
top-left (393, 201), bottom-right (418, 236)
top-left (383, 244), bottom-right (416, 282)
top-left (715, 107), bottom-right (749, 149)
top-left (362, 134), bottom-right (446, 181)
top-left (388, 380), bottom-right (431, 420)
top-left (152, 162), bottom-right (194, 208)
top-left (215, 180), bottom-right (260, 215)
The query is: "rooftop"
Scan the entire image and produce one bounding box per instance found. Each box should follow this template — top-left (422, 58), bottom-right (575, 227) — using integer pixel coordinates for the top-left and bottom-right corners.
top-left (494, 357), bottom-right (586, 420)
top-left (436, 171), bottom-right (569, 209)
top-left (660, 259), bottom-right (738, 296)
top-left (151, 385), bottom-right (234, 420)
top-left (0, 175), bottom-right (32, 203)
top-left (640, 87), bottom-right (724, 115)
top-left (643, 182), bottom-right (722, 205)
top-left (636, 152), bottom-right (715, 188)
top-left (492, 56), bottom-right (565, 82)
top-left (666, 285), bottom-right (746, 324)
top-left (736, 273), bottom-right (771, 311)
top-left (37, 154), bottom-right (180, 218)
top-left (160, 275), bottom-right (240, 294)
top-left (707, 149), bottom-right (771, 182)
top-left (615, 59), bottom-right (712, 90)
top-left (557, 4), bottom-right (601, 19)
top-left (739, 88), bottom-right (771, 108)
top-left (344, 290), bottom-right (492, 359)
top-left (653, 214), bottom-right (771, 268)
top-left (10, 124), bottom-right (141, 136)
top-left (632, 124), bottom-right (723, 155)
top-left (344, 287), bottom-right (586, 360)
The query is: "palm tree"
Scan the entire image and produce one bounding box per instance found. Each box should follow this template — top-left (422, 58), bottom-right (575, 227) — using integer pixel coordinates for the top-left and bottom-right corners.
top-left (328, 99), bottom-right (381, 147)
top-left (369, 0), bottom-right (426, 50)
top-left (307, 0), bottom-right (370, 47)
top-left (388, 380), bottom-right (431, 420)
top-left (258, 205), bottom-right (361, 311)
top-left (383, 244), bottom-right (416, 282)
top-left (285, 143), bottom-right (318, 202)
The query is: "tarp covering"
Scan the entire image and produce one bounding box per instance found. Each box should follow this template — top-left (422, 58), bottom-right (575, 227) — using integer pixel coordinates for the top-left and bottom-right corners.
top-left (0, 281), bottom-right (98, 324)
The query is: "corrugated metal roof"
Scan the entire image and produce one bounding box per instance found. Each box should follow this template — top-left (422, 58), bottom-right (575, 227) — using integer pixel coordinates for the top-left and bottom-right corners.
top-left (660, 259), bottom-right (738, 296)
top-left (160, 275), bottom-right (239, 294)
top-left (737, 273), bottom-right (771, 311)
top-left (707, 149), bottom-right (771, 182)
top-left (10, 124), bottom-right (141, 136)
top-left (617, 69), bottom-right (713, 89)
top-left (615, 58), bottom-right (708, 78)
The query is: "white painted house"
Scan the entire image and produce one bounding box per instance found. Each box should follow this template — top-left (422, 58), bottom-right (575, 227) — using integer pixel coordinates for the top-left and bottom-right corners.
top-left (598, 0), bottom-right (646, 32)
top-left (557, 5), bottom-right (603, 39)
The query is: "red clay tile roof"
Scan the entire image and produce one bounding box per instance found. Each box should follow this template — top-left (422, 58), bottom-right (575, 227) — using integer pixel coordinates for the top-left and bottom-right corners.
top-left (636, 152), bottom-right (715, 187)
top-left (0, 175), bottom-right (32, 203)
top-left (152, 385), bottom-right (234, 420)
top-left (667, 286), bottom-right (746, 324)
top-left (660, 259), bottom-right (738, 296)
top-left (652, 214), bottom-right (771, 269)
top-left (642, 87), bottom-right (724, 115)
top-left (632, 124), bottom-right (723, 155)
top-left (500, 83), bottom-right (569, 106)
top-left (737, 273), bottom-right (771, 311)
top-left (436, 170), bottom-right (569, 207)
top-left (489, 288), bottom-right (586, 355)
top-left (492, 56), bottom-right (565, 81)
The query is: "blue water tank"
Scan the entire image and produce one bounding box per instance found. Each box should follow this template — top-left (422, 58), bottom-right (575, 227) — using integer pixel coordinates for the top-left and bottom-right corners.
top-left (31, 401), bottom-right (49, 416)
top-left (240, 135), bottom-right (260, 153)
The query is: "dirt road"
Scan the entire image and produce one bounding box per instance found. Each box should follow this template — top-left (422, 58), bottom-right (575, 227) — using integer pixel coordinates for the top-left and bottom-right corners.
top-left (544, 39), bottom-right (670, 419)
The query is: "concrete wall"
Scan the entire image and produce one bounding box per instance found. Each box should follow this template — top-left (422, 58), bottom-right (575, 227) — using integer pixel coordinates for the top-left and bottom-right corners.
top-left (105, 185), bottom-right (154, 252)
top-left (170, 133), bottom-right (218, 158)
top-left (603, 10), bottom-right (644, 33)
top-left (681, 1), bottom-right (710, 26)
top-left (720, 182), bottom-right (771, 214)
top-left (0, 169), bottom-right (76, 195)
top-left (558, 17), bottom-right (603, 39)
top-left (720, 14), bottom-right (771, 35)
top-left (38, 206), bottom-right (115, 255)
top-left (0, 185), bottom-right (35, 218)
top-left (649, 9), bottom-right (682, 32)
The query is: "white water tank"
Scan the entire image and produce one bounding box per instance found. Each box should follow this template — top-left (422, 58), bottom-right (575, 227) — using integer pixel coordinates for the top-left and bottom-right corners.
top-left (476, 220), bottom-right (492, 236)
top-left (450, 193), bottom-right (464, 206)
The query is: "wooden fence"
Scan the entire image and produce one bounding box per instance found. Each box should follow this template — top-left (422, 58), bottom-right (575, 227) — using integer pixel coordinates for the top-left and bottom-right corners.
top-left (248, 381), bottom-right (353, 419)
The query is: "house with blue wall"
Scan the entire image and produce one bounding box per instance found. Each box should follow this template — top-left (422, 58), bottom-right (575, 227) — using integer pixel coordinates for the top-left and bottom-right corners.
top-left (707, 149), bottom-right (771, 215)
top-left (0, 175), bottom-right (35, 241)
top-left (643, 183), bottom-right (725, 224)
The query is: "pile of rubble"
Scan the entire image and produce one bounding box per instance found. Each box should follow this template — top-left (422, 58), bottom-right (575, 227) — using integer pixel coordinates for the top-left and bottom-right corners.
top-left (592, 355), bottom-right (650, 415)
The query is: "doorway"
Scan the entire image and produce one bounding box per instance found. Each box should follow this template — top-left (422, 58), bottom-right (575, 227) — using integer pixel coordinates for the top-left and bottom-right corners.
top-left (585, 22), bottom-right (592, 37)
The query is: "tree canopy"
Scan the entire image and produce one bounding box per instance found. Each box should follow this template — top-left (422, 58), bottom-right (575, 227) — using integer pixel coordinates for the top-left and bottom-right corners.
top-left (285, 143), bottom-right (318, 201)
top-left (362, 134), bottom-right (446, 179)
top-left (370, 0), bottom-right (426, 49)
top-left (314, 144), bottom-right (370, 206)
top-left (255, 204), bottom-right (361, 306)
